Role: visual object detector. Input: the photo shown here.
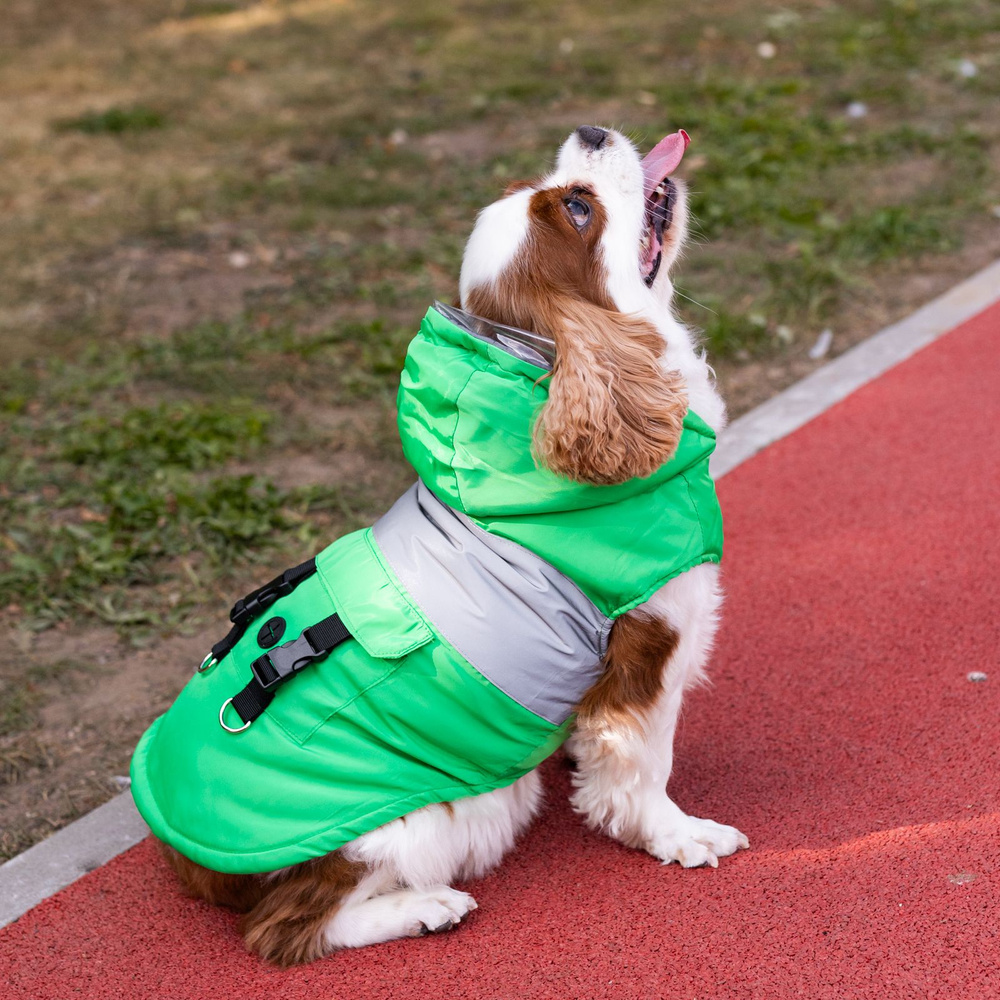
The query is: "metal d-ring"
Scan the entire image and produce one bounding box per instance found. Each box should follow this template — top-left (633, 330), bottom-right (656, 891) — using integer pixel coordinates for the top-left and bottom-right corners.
top-left (219, 697), bottom-right (252, 734)
top-left (198, 652), bottom-right (218, 673)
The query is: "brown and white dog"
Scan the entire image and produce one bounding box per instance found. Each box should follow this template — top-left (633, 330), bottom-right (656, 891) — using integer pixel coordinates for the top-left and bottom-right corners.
top-left (162, 125), bottom-right (748, 966)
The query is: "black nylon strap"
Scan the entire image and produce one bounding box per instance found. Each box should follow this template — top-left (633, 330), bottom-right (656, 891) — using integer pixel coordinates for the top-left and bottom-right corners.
top-left (304, 614), bottom-right (351, 653)
top-left (230, 558), bottom-right (317, 627)
top-left (231, 682), bottom-right (274, 725)
top-left (227, 612), bottom-right (352, 727)
top-left (210, 622), bottom-right (244, 663)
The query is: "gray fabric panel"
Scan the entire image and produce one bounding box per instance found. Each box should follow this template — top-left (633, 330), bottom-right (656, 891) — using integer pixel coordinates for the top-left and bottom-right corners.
top-left (373, 482), bottom-right (608, 725)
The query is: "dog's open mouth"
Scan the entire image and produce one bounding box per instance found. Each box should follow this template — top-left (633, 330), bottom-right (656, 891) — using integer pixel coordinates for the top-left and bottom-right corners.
top-left (640, 129), bottom-right (689, 287)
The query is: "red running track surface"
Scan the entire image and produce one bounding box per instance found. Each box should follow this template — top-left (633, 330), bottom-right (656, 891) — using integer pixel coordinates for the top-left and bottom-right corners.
top-left (2, 301), bottom-right (998, 1000)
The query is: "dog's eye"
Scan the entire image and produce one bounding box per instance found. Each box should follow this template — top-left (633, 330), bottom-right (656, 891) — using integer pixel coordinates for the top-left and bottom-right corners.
top-left (564, 197), bottom-right (591, 228)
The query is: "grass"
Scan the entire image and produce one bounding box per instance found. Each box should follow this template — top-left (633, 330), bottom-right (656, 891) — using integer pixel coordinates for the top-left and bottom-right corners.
top-left (0, 320), bottom-right (406, 626)
top-left (1, 0), bottom-right (997, 621)
top-left (1, 0), bottom-right (997, 594)
top-left (55, 105), bottom-right (166, 135)
top-left (0, 2), bottom-right (997, 842)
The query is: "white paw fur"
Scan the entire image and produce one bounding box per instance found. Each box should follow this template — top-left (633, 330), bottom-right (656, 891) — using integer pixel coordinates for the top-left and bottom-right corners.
top-left (323, 886), bottom-right (478, 949)
top-left (646, 814), bottom-right (749, 868)
top-left (402, 887), bottom-right (479, 936)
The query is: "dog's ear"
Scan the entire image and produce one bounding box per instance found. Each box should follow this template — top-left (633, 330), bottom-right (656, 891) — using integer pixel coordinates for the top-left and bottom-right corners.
top-left (533, 299), bottom-right (688, 486)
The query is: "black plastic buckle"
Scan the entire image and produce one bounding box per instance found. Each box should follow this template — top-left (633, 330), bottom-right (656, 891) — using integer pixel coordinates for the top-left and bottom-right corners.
top-left (230, 571), bottom-right (297, 628)
top-left (250, 633), bottom-right (328, 692)
top-left (231, 589), bottom-right (276, 628)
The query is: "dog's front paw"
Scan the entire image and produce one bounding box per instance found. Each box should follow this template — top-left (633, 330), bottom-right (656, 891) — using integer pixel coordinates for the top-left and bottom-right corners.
top-left (403, 887), bottom-right (478, 937)
top-left (647, 815), bottom-right (749, 868)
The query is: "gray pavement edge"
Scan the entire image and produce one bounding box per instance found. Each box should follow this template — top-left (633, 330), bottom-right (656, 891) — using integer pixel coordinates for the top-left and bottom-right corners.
top-left (0, 789), bottom-right (149, 927)
top-left (2, 256), bottom-right (999, 930)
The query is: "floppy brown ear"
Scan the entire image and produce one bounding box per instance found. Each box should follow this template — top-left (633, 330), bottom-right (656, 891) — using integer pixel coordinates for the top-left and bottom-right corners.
top-left (533, 299), bottom-right (688, 486)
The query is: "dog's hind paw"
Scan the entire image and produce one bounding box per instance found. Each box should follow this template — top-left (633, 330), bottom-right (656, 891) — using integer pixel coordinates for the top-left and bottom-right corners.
top-left (403, 886), bottom-right (478, 937)
top-left (324, 885), bottom-right (478, 950)
top-left (647, 815), bottom-right (749, 868)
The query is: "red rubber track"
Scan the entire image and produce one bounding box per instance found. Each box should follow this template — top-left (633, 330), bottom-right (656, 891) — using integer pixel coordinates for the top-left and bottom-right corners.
top-left (3, 302), bottom-right (998, 1000)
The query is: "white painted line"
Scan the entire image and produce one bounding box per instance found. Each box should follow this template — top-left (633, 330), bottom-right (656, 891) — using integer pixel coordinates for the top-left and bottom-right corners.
top-left (1, 256), bottom-right (997, 931)
top-left (0, 791), bottom-right (149, 927)
top-left (712, 257), bottom-right (1000, 478)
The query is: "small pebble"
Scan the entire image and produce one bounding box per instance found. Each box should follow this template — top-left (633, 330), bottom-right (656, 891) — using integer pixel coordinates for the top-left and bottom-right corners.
top-left (991, 205), bottom-right (1000, 219)
top-left (846, 101), bottom-right (868, 119)
top-left (388, 128), bottom-right (408, 147)
top-left (228, 250), bottom-right (251, 269)
top-left (948, 872), bottom-right (978, 885)
top-left (757, 41), bottom-right (777, 59)
top-left (559, 38), bottom-right (574, 54)
top-left (967, 671), bottom-right (988, 682)
top-left (809, 328), bottom-right (834, 360)
top-left (956, 59), bottom-right (978, 78)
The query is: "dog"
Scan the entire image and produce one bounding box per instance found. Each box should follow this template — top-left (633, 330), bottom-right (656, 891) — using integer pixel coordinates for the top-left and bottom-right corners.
top-left (150, 125), bottom-right (748, 966)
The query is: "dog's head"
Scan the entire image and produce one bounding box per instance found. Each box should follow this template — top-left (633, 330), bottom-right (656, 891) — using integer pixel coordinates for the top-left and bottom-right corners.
top-left (459, 126), bottom-right (691, 486)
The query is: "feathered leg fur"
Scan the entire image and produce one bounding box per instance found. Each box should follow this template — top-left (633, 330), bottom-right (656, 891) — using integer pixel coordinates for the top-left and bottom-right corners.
top-left (567, 563), bottom-right (749, 867)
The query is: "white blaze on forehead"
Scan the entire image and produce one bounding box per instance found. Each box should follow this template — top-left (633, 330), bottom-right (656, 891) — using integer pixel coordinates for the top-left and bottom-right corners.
top-left (545, 130), bottom-right (646, 244)
top-left (550, 128), bottom-right (645, 198)
top-left (459, 187), bottom-right (534, 302)
top-left (543, 129), bottom-right (653, 313)
top-left (459, 127), bottom-right (688, 318)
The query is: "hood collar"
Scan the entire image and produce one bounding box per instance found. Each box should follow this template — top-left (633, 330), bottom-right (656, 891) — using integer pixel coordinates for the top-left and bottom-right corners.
top-left (433, 301), bottom-right (555, 371)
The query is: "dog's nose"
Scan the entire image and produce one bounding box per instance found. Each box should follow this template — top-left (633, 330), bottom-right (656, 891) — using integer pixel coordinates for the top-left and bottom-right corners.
top-left (576, 125), bottom-right (609, 150)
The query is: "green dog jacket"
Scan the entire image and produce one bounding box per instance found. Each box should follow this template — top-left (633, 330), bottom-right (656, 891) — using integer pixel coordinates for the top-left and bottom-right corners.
top-left (130, 303), bottom-right (723, 873)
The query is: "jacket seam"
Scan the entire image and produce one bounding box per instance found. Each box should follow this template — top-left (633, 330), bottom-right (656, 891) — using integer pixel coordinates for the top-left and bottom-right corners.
top-left (313, 531), bottom-right (433, 660)
top-left (609, 554), bottom-right (722, 618)
top-left (362, 529), bottom-right (436, 651)
top-left (153, 771), bottom-right (544, 868)
top-left (459, 510), bottom-right (613, 658)
top-left (682, 469), bottom-right (709, 557)
top-left (292, 657), bottom-right (408, 746)
top-left (447, 363), bottom-right (482, 513)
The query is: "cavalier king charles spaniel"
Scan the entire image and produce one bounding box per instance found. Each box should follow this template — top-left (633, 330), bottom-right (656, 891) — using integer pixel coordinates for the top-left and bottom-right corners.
top-left (163, 125), bottom-right (748, 965)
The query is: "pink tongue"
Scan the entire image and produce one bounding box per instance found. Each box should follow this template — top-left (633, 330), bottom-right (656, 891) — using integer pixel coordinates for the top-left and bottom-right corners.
top-left (641, 129), bottom-right (690, 199)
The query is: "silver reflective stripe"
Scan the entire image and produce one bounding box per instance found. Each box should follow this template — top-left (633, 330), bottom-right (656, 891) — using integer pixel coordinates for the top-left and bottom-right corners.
top-left (373, 482), bottom-right (610, 726)
top-left (434, 301), bottom-right (556, 370)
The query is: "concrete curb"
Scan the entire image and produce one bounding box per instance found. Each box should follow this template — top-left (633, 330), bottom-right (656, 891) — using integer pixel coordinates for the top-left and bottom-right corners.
top-left (2, 256), bottom-right (998, 931)
top-left (0, 790), bottom-right (149, 927)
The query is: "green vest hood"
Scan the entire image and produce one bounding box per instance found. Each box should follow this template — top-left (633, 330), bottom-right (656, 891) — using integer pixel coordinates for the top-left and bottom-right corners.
top-left (398, 305), bottom-right (723, 617)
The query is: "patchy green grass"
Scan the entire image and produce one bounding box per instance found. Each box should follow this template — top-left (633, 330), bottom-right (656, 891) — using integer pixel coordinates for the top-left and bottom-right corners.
top-left (1, 0), bottom-right (997, 623)
top-left (55, 105), bottom-right (166, 135)
top-left (59, 402), bottom-right (270, 470)
top-left (1, 397), bottom-right (290, 626)
top-left (0, 320), bottom-right (408, 625)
